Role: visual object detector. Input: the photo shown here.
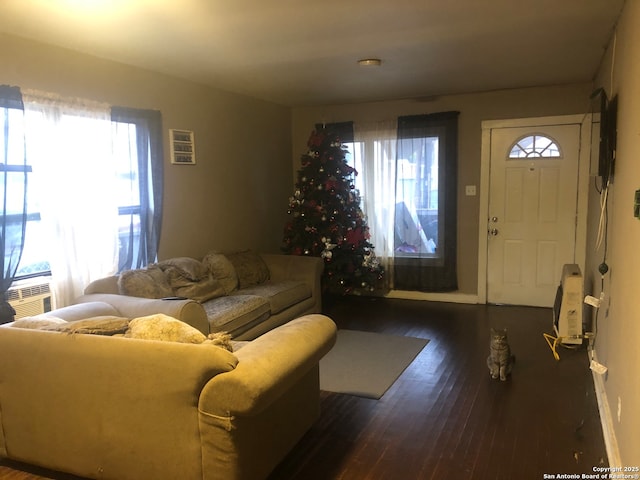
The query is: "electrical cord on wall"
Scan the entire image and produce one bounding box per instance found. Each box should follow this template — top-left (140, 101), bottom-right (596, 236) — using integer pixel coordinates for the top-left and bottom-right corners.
top-left (589, 275), bottom-right (605, 355)
top-left (595, 181), bottom-right (609, 253)
top-left (590, 184), bottom-right (609, 357)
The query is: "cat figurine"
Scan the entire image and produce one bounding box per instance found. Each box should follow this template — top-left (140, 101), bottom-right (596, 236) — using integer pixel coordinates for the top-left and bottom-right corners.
top-left (486, 327), bottom-right (515, 381)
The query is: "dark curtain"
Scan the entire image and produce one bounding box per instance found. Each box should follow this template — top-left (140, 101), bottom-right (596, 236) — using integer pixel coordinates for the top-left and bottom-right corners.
top-left (0, 85), bottom-right (28, 322)
top-left (315, 121), bottom-right (354, 143)
top-left (394, 111), bottom-right (459, 292)
top-left (111, 107), bottom-right (164, 270)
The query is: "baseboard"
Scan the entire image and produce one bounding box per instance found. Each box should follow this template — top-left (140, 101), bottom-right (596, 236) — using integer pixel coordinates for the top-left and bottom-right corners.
top-left (386, 290), bottom-right (479, 304)
top-left (589, 348), bottom-right (622, 468)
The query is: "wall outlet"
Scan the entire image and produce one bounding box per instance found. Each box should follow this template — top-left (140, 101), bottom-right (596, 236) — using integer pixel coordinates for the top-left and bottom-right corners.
top-left (465, 185), bottom-right (476, 196)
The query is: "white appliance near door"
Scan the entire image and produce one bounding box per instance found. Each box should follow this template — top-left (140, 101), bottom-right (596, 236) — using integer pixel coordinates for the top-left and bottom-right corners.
top-left (478, 115), bottom-right (591, 308)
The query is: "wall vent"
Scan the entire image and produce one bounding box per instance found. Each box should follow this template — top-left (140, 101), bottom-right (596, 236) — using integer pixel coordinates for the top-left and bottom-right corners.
top-left (169, 129), bottom-right (196, 165)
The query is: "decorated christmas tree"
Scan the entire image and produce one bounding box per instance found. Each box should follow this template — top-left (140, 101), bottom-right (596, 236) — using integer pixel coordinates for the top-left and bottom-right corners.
top-left (282, 128), bottom-right (384, 295)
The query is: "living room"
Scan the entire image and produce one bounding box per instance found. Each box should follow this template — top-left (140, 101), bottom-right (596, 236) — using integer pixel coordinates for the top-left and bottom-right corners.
top-left (0, 0), bottom-right (638, 476)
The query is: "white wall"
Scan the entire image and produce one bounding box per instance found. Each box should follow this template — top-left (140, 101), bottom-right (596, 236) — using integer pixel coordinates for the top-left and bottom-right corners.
top-left (587, 0), bottom-right (640, 465)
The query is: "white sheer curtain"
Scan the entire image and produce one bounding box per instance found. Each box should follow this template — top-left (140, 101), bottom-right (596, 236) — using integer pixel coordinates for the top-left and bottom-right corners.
top-left (353, 120), bottom-right (397, 290)
top-left (22, 90), bottom-right (120, 307)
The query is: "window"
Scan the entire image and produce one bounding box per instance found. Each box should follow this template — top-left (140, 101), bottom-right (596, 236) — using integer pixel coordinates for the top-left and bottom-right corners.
top-left (8, 116), bottom-right (147, 278)
top-left (509, 134), bottom-right (561, 158)
top-left (1, 100), bottom-right (30, 292)
top-left (0, 103), bottom-right (46, 278)
top-left (393, 112), bottom-right (459, 292)
top-left (395, 134), bottom-right (440, 257)
top-left (333, 111), bottom-right (459, 292)
top-left (1, 88), bottom-right (163, 285)
top-left (111, 106), bottom-right (164, 272)
top-left (112, 120), bottom-right (145, 271)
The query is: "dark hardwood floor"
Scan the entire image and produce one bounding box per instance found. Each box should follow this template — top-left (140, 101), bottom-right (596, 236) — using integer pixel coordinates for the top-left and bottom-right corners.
top-left (0, 296), bottom-right (607, 480)
top-left (269, 296), bottom-right (607, 480)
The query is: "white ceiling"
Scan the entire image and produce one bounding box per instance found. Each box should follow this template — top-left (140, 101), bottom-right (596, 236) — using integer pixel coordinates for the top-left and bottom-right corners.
top-left (0, 0), bottom-right (625, 107)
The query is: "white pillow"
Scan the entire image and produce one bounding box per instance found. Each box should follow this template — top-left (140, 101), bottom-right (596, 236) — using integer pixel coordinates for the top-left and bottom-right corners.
top-left (125, 314), bottom-right (207, 344)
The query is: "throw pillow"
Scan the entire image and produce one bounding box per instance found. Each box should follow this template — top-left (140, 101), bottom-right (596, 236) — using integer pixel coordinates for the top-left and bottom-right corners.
top-left (156, 257), bottom-right (208, 281)
top-left (166, 269), bottom-right (227, 303)
top-left (118, 266), bottom-right (174, 299)
top-left (224, 250), bottom-right (270, 288)
top-left (124, 313), bottom-right (207, 344)
top-left (202, 251), bottom-right (239, 294)
top-left (46, 316), bottom-right (131, 335)
top-left (11, 317), bottom-right (67, 330)
top-left (11, 316), bottom-right (130, 336)
top-left (156, 257), bottom-right (226, 302)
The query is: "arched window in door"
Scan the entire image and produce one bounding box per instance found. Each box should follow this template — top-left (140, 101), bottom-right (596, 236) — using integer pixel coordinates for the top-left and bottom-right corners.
top-left (508, 134), bottom-right (562, 158)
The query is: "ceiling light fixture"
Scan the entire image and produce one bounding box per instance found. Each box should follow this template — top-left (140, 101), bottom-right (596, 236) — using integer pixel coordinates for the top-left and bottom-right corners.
top-left (357, 58), bottom-right (382, 66)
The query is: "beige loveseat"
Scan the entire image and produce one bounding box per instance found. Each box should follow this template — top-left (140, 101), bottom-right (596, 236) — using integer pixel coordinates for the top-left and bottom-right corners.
top-left (77, 251), bottom-right (323, 340)
top-left (0, 306), bottom-right (336, 480)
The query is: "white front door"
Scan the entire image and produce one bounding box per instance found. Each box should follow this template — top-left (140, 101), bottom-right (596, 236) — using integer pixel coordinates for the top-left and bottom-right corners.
top-left (486, 123), bottom-right (581, 307)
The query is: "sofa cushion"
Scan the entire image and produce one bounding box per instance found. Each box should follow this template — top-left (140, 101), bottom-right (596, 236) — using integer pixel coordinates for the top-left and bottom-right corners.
top-left (118, 266), bottom-right (174, 299)
top-left (202, 294), bottom-right (270, 336)
top-left (225, 250), bottom-right (270, 288)
top-left (202, 251), bottom-right (238, 294)
top-left (232, 280), bottom-right (311, 314)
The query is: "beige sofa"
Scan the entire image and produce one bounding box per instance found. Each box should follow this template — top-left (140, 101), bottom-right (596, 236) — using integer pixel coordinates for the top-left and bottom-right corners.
top-left (77, 252), bottom-right (324, 340)
top-left (0, 307), bottom-right (336, 480)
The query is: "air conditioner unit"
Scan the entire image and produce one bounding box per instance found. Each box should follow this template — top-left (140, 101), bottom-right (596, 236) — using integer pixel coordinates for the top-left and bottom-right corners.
top-left (6, 278), bottom-right (54, 319)
top-left (552, 264), bottom-right (583, 345)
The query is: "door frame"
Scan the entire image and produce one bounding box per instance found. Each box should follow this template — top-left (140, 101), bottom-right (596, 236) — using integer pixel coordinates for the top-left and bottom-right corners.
top-left (477, 114), bottom-right (592, 305)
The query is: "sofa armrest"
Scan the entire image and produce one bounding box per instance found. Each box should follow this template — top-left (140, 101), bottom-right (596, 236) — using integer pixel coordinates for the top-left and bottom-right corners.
top-left (74, 293), bottom-right (210, 334)
top-left (261, 253), bottom-right (323, 283)
top-left (29, 301), bottom-right (122, 322)
top-left (84, 275), bottom-right (120, 294)
top-left (198, 314), bottom-right (336, 416)
top-left (0, 328), bottom-right (237, 480)
top-left (260, 254), bottom-right (324, 311)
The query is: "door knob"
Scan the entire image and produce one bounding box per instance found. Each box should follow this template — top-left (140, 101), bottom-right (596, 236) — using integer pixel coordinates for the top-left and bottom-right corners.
top-left (489, 228), bottom-right (499, 236)
top-left (491, 216), bottom-right (498, 223)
